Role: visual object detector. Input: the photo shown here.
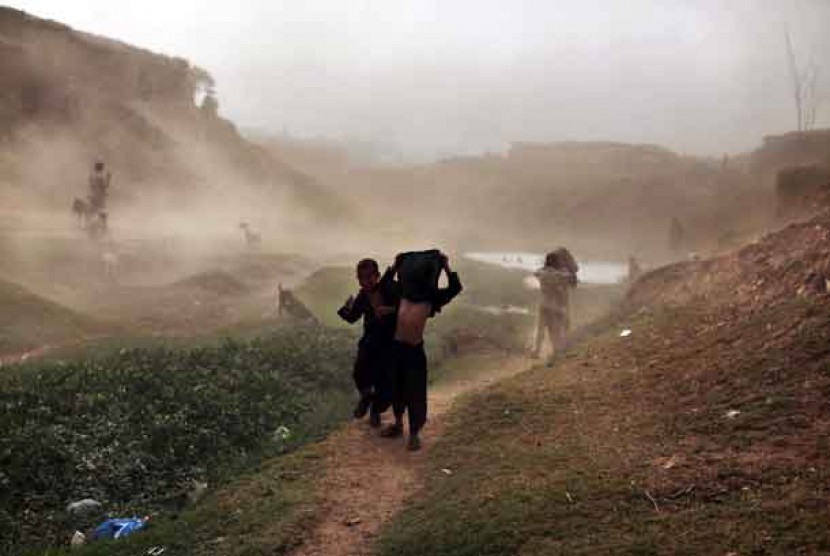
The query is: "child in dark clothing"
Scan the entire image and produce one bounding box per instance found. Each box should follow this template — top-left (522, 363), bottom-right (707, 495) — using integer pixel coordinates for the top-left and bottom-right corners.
top-left (337, 258), bottom-right (400, 427)
top-left (381, 252), bottom-right (462, 450)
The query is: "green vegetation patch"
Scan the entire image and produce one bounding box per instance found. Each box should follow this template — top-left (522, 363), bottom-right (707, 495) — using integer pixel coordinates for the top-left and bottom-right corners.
top-left (39, 447), bottom-right (325, 556)
top-left (0, 324), bottom-right (354, 555)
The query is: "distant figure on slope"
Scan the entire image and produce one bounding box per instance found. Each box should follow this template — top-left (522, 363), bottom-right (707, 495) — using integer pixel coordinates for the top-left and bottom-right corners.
top-left (73, 161), bottom-right (111, 236)
top-left (669, 217), bottom-right (686, 254)
top-left (89, 161), bottom-right (111, 215)
top-left (627, 255), bottom-right (643, 282)
top-left (532, 248), bottom-right (578, 359)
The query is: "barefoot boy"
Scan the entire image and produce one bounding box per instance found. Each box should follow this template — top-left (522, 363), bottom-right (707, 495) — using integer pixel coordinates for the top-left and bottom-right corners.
top-left (381, 251), bottom-right (462, 450)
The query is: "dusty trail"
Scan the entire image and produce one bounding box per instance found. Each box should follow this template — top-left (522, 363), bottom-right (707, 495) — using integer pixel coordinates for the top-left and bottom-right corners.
top-left (291, 354), bottom-right (530, 556)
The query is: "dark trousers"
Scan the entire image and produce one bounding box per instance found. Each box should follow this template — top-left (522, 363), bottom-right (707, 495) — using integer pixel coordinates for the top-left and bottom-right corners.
top-left (353, 341), bottom-right (393, 415)
top-left (391, 341), bottom-right (428, 435)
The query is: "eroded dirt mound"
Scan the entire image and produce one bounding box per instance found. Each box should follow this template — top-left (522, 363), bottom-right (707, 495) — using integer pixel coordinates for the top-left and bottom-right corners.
top-left (0, 278), bottom-right (101, 356)
top-left (173, 270), bottom-right (249, 296)
top-left (626, 209), bottom-right (830, 311)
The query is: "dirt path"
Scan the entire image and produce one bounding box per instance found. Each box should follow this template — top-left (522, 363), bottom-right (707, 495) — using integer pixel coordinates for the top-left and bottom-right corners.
top-left (291, 354), bottom-right (530, 556)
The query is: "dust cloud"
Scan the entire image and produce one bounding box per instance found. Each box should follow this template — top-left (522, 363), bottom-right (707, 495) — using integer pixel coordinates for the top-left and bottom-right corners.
top-left (2, 1), bottom-right (830, 333)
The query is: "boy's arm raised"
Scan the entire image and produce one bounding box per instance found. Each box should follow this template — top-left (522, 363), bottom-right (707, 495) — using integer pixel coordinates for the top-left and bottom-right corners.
top-left (380, 265), bottom-right (396, 285)
top-left (337, 292), bottom-right (366, 323)
top-left (432, 256), bottom-right (463, 313)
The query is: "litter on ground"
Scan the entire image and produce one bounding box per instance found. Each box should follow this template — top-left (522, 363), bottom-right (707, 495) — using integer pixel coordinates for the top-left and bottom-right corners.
top-left (93, 517), bottom-right (149, 541)
top-left (66, 499), bottom-right (101, 514)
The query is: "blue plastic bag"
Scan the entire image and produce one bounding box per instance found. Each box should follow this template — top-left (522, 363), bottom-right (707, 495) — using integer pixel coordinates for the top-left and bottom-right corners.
top-left (93, 517), bottom-right (148, 540)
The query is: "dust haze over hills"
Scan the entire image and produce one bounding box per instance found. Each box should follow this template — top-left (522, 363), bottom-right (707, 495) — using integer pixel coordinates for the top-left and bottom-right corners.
top-left (4, 4), bottom-right (830, 555)
top-left (0, 6), bottom-right (348, 250)
top-left (1, 2), bottom-right (829, 322)
top-left (11, 0), bottom-right (830, 159)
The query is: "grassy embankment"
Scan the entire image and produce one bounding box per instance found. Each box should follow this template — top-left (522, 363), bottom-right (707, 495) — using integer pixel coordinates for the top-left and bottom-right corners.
top-left (376, 219), bottom-right (830, 555)
top-left (4, 256), bottom-right (624, 555)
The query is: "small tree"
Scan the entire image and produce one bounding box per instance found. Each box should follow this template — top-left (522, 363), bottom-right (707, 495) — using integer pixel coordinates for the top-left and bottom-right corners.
top-left (189, 65), bottom-right (215, 97)
top-left (201, 92), bottom-right (219, 117)
top-left (785, 30), bottom-right (821, 132)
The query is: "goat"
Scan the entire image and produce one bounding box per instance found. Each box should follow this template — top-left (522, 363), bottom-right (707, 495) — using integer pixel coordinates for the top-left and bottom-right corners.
top-left (239, 222), bottom-right (261, 248)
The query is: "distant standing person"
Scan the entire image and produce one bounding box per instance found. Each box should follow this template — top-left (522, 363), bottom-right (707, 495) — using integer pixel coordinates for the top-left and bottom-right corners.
top-left (627, 255), bottom-right (642, 282)
top-left (88, 161), bottom-right (111, 234)
top-left (382, 251), bottom-right (462, 451)
top-left (669, 217), bottom-right (685, 253)
top-left (532, 248), bottom-right (578, 359)
top-left (89, 161), bottom-right (111, 214)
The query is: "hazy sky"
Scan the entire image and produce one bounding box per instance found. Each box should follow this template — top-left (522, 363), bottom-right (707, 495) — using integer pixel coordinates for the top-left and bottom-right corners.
top-left (9, 0), bottom-right (830, 159)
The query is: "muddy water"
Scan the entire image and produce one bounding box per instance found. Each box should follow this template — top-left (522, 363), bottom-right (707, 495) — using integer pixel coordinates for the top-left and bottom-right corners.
top-left (464, 251), bottom-right (627, 285)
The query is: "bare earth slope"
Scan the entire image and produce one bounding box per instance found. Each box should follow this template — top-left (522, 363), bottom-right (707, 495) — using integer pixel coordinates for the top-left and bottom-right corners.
top-left (0, 278), bottom-right (103, 358)
top-left (0, 7), bottom-right (345, 223)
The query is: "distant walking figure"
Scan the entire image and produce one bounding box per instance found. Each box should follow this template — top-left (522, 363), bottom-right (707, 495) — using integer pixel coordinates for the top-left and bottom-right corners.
top-left (627, 255), bottom-right (642, 282)
top-left (669, 217), bottom-right (686, 253)
top-left (72, 161), bottom-right (111, 235)
top-left (532, 248), bottom-right (578, 359)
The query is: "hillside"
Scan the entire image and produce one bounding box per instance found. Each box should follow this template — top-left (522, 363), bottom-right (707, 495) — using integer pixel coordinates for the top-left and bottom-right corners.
top-left (263, 137), bottom-right (775, 260)
top-left (0, 7), bottom-right (345, 230)
top-left (377, 210), bottom-right (830, 555)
